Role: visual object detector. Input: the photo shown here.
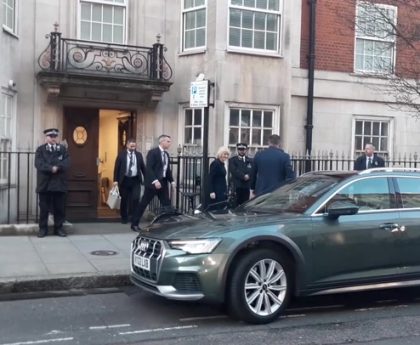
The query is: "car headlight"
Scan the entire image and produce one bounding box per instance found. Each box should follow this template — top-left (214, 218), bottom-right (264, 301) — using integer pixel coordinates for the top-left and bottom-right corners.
top-left (168, 238), bottom-right (221, 254)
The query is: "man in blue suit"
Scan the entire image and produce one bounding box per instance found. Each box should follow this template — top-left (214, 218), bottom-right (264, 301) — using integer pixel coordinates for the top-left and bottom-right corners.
top-left (251, 134), bottom-right (295, 197)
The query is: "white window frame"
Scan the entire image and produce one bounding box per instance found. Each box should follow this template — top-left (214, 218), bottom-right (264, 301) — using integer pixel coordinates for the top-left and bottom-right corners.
top-left (78, 0), bottom-right (127, 44)
top-left (354, 2), bottom-right (397, 74)
top-left (181, 0), bottom-right (207, 52)
top-left (0, 89), bottom-right (15, 185)
top-left (225, 102), bottom-right (280, 155)
top-left (351, 116), bottom-right (393, 160)
top-left (2, 0), bottom-right (18, 35)
top-left (178, 105), bottom-right (204, 154)
top-left (227, 0), bottom-right (283, 56)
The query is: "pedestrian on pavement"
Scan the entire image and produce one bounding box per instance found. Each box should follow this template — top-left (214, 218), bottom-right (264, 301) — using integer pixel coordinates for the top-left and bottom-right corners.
top-left (35, 128), bottom-right (70, 237)
top-left (229, 142), bottom-right (253, 207)
top-left (251, 134), bottom-right (295, 197)
top-left (354, 143), bottom-right (385, 171)
top-left (113, 138), bottom-right (146, 224)
top-left (130, 134), bottom-right (175, 232)
top-left (209, 146), bottom-right (230, 210)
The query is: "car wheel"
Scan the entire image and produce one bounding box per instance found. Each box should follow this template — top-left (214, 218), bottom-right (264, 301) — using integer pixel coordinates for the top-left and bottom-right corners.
top-left (228, 248), bottom-right (292, 324)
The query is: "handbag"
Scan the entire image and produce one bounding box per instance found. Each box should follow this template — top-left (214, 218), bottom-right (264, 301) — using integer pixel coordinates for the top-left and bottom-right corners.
top-left (106, 185), bottom-right (121, 209)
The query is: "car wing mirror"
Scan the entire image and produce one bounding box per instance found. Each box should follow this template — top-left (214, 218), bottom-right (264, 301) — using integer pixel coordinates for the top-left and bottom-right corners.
top-left (326, 200), bottom-right (359, 219)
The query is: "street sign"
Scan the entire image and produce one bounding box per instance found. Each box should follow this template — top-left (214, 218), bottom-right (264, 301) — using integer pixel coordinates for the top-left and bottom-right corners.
top-left (190, 80), bottom-right (208, 108)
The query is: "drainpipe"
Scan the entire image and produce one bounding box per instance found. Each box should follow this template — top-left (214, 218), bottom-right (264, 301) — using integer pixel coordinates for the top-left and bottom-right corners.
top-left (305, 0), bottom-right (317, 160)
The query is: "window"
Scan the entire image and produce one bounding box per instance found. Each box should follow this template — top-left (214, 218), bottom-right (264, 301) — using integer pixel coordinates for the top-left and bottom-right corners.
top-left (184, 108), bottom-right (203, 147)
top-left (396, 177), bottom-right (420, 209)
top-left (182, 0), bottom-right (206, 51)
top-left (0, 92), bottom-right (13, 184)
top-left (328, 177), bottom-right (392, 211)
top-left (79, 0), bottom-right (126, 44)
top-left (228, 0), bottom-right (281, 53)
top-left (355, 2), bottom-right (397, 74)
top-left (2, 0), bottom-right (17, 33)
top-left (228, 107), bottom-right (275, 154)
top-left (354, 119), bottom-right (389, 157)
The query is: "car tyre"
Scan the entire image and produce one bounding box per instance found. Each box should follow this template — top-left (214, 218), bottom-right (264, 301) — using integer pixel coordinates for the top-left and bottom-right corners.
top-left (228, 248), bottom-right (292, 324)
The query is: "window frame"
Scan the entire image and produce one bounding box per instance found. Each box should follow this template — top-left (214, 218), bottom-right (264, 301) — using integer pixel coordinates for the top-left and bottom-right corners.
top-left (396, 176), bottom-right (420, 210)
top-left (352, 116), bottom-right (393, 160)
top-left (181, 0), bottom-right (207, 53)
top-left (354, 1), bottom-right (398, 75)
top-left (0, 89), bottom-right (15, 185)
top-left (225, 102), bottom-right (280, 155)
top-left (2, 0), bottom-right (18, 35)
top-left (78, 0), bottom-right (128, 44)
top-left (227, 0), bottom-right (283, 56)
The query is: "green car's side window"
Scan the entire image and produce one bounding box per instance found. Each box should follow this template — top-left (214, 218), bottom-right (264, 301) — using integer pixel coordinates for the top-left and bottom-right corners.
top-left (396, 177), bottom-right (420, 209)
top-left (327, 177), bottom-right (392, 211)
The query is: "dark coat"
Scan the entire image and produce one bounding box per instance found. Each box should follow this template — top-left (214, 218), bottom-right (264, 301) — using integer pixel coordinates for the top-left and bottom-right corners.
top-left (35, 144), bottom-right (70, 193)
top-left (113, 150), bottom-right (146, 185)
top-left (229, 155), bottom-right (253, 189)
top-left (251, 146), bottom-right (295, 196)
top-left (209, 158), bottom-right (228, 203)
top-left (354, 154), bottom-right (385, 171)
top-left (144, 147), bottom-right (174, 188)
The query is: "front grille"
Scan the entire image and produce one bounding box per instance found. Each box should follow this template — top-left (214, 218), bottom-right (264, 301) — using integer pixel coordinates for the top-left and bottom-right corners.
top-left (173, 273), bottom-right (202, 292)
top-left (132, 236), bottom-right (163, 282)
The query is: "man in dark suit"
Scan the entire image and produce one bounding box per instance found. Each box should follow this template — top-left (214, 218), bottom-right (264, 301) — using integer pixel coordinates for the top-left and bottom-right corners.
top-left (130, 134), bottom-right (175, 231)
top-left (354, 143), bottom-right (385, 170)
top-left (251, 134), bottom-right (295, 197)
top-left (35, 128), bottom-right (70, 238)
top-left (229, 142), bottom-right (253, 207)
top-left (113, 138), bottom-right (146, 224)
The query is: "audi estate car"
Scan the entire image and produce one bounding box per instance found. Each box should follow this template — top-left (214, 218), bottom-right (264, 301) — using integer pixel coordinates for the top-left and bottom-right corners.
top-left (130, 168), bottom-right (420, 324)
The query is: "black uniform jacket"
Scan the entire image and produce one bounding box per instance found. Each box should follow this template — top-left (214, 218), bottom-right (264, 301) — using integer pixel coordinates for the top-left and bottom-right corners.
top-left (229, 155), bottom-right (253, 189)
top-left (354, 154), bottom-right (385, 171)
top-left (35, 144), bottom-right (70, 193)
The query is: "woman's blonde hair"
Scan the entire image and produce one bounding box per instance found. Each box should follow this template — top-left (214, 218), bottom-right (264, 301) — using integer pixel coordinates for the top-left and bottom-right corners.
top-left (216, 146), bottom-right (230, 159)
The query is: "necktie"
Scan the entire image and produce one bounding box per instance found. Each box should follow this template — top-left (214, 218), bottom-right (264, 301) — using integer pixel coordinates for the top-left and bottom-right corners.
top-left (368, 158), bottom-right (372, 169)
top-left (127, 152), bottom-right (133, 176)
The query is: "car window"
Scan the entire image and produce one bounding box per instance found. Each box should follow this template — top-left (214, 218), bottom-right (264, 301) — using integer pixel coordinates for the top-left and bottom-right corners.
top-left (324, 177), bottom-right (392, 212)
top-left (396, 177), bottom-right (420, 208)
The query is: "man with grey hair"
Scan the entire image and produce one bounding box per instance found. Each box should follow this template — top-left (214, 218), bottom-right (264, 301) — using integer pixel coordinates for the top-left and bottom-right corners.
top-left (354, 143), bottom-right (385, 170)
top-left (130, 134), bottom-right (175, 231)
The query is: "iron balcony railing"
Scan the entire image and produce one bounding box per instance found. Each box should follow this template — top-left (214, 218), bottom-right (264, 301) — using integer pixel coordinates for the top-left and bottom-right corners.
top-left (38, 30), bottom-right (172, 81)
top-left (2, 150), bottom-right (420, 224)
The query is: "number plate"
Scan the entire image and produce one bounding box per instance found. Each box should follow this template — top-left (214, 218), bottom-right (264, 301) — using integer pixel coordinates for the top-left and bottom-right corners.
top-left (134, 255), bottom-right (150, 271)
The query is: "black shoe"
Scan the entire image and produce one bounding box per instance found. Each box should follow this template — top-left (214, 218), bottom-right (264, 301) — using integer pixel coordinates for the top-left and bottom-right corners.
top-left (37, 230), bottom-right (48, 238)
top-left (131, 225), bottom-right (141, 232)
top-left (54, 228), bottom-right (67, 237)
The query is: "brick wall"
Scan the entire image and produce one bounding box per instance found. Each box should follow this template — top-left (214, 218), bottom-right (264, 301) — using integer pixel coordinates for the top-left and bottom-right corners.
top-left (300, 0), bottom-right (420, 79)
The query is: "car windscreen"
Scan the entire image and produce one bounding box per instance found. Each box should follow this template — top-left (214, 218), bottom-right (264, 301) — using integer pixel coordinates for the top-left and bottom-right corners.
top-left (242, 175), bottom-right (340, 214)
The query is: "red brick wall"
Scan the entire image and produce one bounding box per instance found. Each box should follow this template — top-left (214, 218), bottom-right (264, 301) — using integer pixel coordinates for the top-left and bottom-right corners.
top-left (300, 0), bottom-right (420, 79)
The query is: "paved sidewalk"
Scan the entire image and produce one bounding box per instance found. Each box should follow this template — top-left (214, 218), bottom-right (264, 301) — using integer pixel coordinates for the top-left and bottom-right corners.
top-left (0, 222), bottom-right (140, 296)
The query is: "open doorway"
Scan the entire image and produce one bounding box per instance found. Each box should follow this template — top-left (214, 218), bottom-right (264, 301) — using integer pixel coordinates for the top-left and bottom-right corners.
top-left (97, 109), bottom-right (136, 220)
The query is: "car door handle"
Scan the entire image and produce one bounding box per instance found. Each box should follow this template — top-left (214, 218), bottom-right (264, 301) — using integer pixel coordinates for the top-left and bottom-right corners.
top-left (380, 223), bottom-right (400, 232)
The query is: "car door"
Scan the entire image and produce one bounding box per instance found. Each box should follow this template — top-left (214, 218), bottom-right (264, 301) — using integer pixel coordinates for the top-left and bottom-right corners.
top-left (307, 176), bottom-right (400, 288)
top-left (393, 175), bottom-right (420, 274)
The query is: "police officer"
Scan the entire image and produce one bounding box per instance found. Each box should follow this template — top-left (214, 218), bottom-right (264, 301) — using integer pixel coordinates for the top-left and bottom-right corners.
top-left (35, 128), bottom-right (70, 237)
top-left (229, 143), bottom-right (253, 207)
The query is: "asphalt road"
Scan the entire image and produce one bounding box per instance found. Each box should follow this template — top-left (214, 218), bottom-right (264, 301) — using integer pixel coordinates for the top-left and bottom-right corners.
top-left (1, 287), bottom-right (420, 345)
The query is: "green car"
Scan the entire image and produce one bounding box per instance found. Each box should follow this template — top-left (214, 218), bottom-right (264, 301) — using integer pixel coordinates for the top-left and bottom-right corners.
top-left (130, 168), bottom-right (420, 324)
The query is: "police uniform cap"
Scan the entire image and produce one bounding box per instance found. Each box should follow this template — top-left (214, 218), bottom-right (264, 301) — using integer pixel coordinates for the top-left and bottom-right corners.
top-left (44, 128), bottom-right (59, 137)
top-left (236, 143), bottom-right (248, 149)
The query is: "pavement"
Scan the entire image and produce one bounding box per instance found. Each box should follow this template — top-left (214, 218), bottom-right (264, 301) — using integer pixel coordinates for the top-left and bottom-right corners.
top-left (0, 221), bottom-right (142, 298)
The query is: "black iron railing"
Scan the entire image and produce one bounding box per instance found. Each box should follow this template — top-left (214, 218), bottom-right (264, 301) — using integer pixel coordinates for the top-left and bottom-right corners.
top-left (2, 150), bottom-right (420, 224)
top-left (38, 30), bottom-right (172, 81)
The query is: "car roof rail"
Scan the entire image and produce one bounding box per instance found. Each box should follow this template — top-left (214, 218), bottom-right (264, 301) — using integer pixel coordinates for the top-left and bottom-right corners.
top-left (359, 167), bottom-right (420, 174)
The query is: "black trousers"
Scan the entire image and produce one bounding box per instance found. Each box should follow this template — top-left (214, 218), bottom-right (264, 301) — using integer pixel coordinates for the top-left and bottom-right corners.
top-left (131, 179), bottom-right (171, 226)
top-left (119, 176), bottom-right (140, 221)
top-left (234, 187), bottom-right (250, 207)
top-left (39, 192), bottom-right (66, 231)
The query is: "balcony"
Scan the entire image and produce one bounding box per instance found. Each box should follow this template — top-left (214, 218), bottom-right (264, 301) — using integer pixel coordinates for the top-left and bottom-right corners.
top-left (37, 29), bottom-right (173, 102)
